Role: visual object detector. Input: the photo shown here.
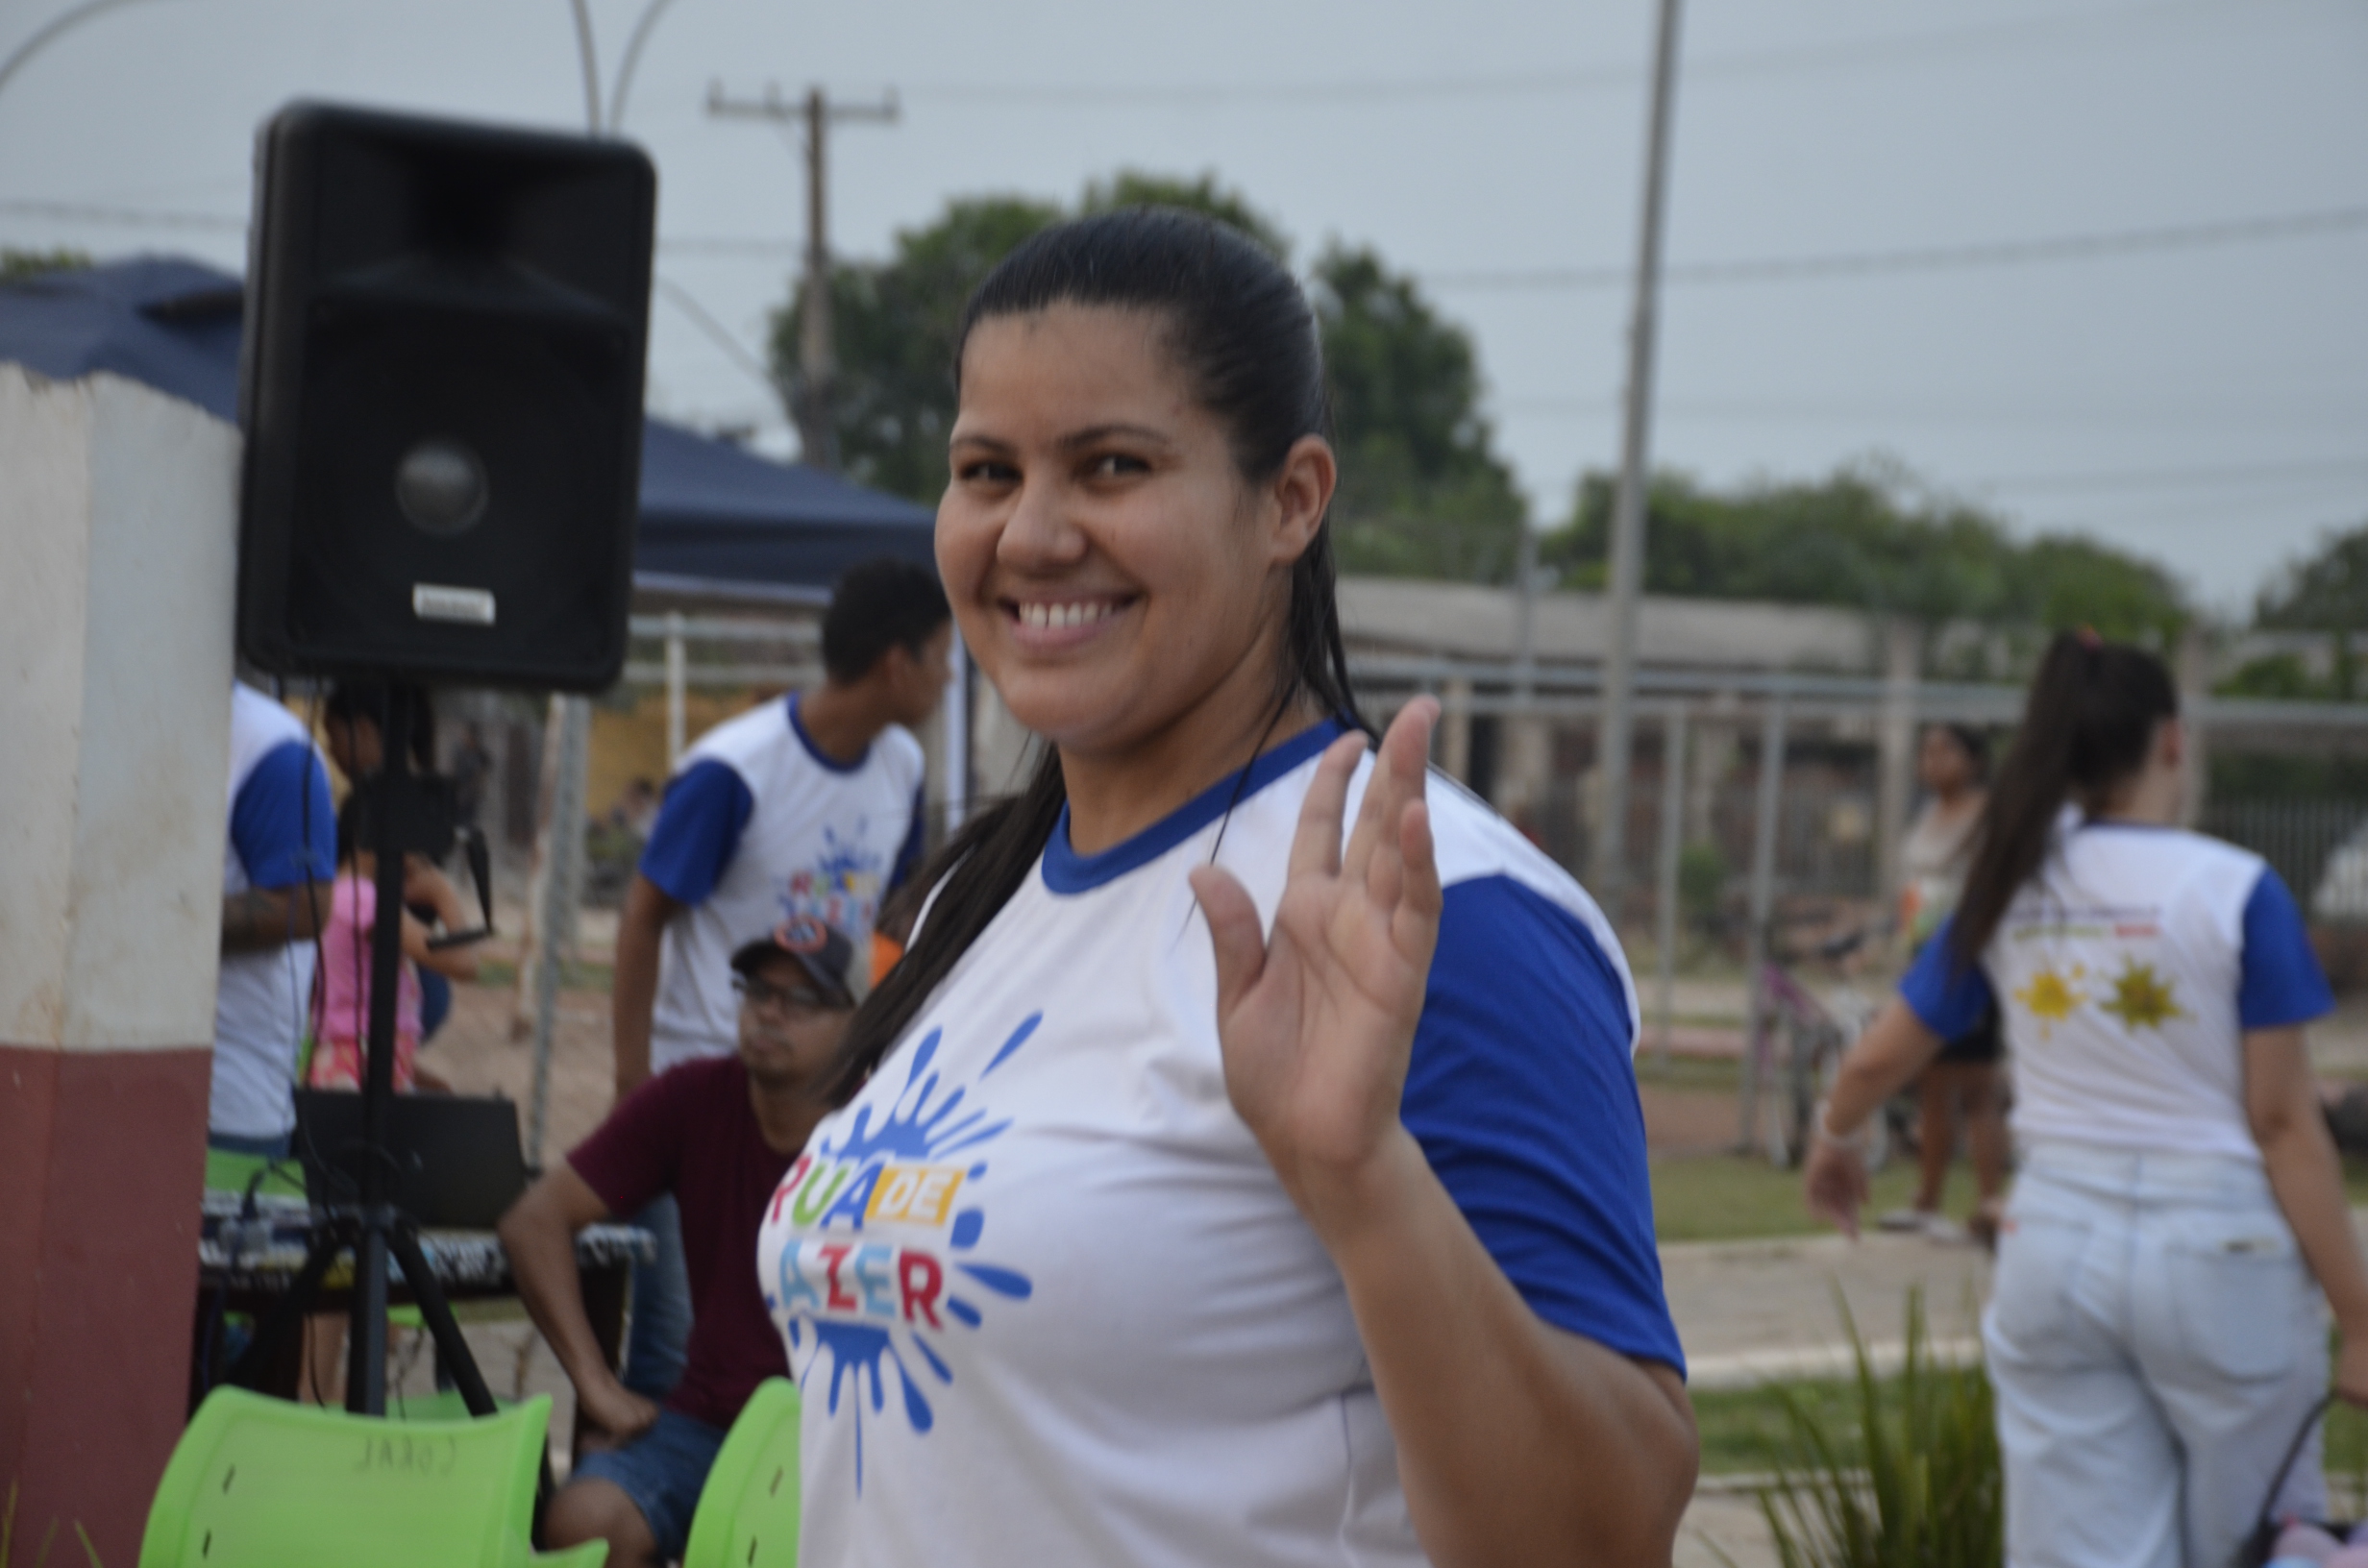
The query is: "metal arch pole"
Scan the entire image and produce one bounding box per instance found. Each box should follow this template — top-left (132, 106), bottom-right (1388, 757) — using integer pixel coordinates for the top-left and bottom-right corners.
top-left (605, 0), bottom-right (685, 132)
top-left (1593, 0), bottom-right (1686, 910)
top-left (566, 0), bottom-right (603, 135)
top-left (0, 0), bottom-right (176, 105)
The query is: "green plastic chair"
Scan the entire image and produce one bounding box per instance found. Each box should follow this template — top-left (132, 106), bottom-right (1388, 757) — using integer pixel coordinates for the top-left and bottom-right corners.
top-left (681, 1377), bottom-right (802, 1567)
top-left (203, 1147), bottom-right (307, 1199)
top-left (140, 1385), bottom-right (604, 1568)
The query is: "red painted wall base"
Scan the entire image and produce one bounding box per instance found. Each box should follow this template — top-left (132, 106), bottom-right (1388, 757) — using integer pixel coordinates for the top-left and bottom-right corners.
top-left (0, 1043), bottom-right (210, 1564)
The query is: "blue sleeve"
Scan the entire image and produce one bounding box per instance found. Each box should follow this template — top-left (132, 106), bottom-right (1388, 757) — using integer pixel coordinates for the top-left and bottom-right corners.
top-left (2239, 869), bottom-right (2334, 1030)
top-left (636, 760), bottom-right (754, 906)
top-left (889, 782), bottom-right (928, 892)
top-left (229, 741), bottom-right (336, 890)
top-left (1401, 876), bottom-right (1685, 1376)
top-left (1899, 915), bottom-right (1996, 1040)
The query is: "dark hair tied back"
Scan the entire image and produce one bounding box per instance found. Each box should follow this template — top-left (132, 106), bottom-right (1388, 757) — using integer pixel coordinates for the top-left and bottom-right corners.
top-left (1949, 632), bottom-right (2178, 969)
top-left (822, 207), bottom-right (1365, 1104)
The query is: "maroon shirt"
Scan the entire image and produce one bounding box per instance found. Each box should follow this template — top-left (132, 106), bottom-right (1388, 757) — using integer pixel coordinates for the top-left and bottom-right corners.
top-left (568, 1056), bottom-right (793, 1430)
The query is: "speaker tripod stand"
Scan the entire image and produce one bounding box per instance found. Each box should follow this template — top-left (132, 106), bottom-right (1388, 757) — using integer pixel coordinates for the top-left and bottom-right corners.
top-left (226, 685), bottom-right (497, 1418)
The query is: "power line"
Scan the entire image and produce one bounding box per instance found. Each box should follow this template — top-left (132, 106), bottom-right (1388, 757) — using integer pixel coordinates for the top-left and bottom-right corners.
top-left (652, 275), bottom-right (779, 397)
top-left (0, 196), bottom-right (241, 230)
top-left (1974, 453), bottom-right (2368, 497)
top-left (906, 0), bottom-right (2241, 106)
top-left (1427, 204), bottom-right (2368, 290)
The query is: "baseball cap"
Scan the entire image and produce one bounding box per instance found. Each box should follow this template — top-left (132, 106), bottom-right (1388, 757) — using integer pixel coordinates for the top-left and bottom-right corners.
top-left (729, 915), bottom-right (857, 1009)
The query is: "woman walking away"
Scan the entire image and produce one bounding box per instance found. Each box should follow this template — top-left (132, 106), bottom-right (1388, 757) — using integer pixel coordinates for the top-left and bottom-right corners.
top-left (1877, 723), bottom-right (2010, 1243)
top-left (755, 208), bottom-right (1695, 1568)
top-left (1807, 632), bottom-right (2368, 1568)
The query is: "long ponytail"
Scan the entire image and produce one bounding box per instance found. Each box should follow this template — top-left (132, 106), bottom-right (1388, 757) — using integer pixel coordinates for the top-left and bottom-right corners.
top-left (1948, 632), bottom-right (2179, 969)
top-left (820, 207), bottom-right (1364, 1105)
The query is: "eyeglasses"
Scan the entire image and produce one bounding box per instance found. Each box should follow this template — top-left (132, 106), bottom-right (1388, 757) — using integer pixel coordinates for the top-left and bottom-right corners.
top-left (732, 975), bottom-right (839, 1016)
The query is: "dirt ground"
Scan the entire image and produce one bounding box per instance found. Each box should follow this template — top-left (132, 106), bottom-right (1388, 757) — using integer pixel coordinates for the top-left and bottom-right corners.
top-left (415, 974), bottom-right (616, 1168)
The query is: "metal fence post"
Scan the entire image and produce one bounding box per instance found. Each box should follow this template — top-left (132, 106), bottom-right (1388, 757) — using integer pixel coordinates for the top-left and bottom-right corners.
top-left (664, 610), bottom-right (686, 769)
top-left (1652, 703), bottom-right (1688, 1066)
top-left (1736, 691), bottom-right (1788, 1153)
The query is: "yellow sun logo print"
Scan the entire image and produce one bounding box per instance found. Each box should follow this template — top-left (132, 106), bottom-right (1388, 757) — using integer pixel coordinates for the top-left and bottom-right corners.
top-left (2099, 960), bottom-right (2186, 1032)
top-left (2013, 965), bottom-right (2085, 1039)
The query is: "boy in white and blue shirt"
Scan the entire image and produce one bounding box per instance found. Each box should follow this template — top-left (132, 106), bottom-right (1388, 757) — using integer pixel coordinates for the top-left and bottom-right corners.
top-left (211, 682), bottom-right (337, 1156)
top-left (607, 558), bottom-right (951, 1410)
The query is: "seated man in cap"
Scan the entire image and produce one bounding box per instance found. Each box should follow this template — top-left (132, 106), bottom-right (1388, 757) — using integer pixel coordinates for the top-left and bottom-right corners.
top-left (499, 919), bottom-right (856, 1565)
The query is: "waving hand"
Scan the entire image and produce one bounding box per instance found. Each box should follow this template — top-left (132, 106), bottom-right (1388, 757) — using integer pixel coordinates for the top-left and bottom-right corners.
top-left (1189, 699), bottom-right (1443, 1224)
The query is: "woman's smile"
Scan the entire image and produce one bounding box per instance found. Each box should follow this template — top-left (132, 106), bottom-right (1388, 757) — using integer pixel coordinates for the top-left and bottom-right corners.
top-left (1001, 592), bottom-right (1140, 650)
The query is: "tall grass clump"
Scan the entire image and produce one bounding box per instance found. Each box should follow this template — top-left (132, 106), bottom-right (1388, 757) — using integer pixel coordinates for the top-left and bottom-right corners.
top-left (1754, 1287), bottom-right (2003, 1568)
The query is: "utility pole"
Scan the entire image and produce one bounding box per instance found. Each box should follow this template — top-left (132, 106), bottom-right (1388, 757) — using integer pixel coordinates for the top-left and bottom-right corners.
top-left (1592, 0), bottom-right (1685, 912)
top-left (708, 82), bottom-right (899, 470)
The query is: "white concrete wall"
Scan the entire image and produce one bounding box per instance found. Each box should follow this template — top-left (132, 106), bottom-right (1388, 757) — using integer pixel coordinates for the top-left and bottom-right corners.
top-left (0, 369), bottom-right (238, 1050)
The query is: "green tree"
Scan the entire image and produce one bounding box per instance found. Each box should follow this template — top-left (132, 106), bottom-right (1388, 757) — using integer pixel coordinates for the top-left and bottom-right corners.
top-left (1, 247), bottom-right (90, 284)
top-left (774, 195), bottom-right (1061, 499)
top-left (1079, 170), bottom-right (1289, 258)
top-left (1314, 245), bottom-right (1528, 582)
top-left (1541, 463), bottom-right (2188, 642)
top-left (2256, 520), bottom-right (2368, 629)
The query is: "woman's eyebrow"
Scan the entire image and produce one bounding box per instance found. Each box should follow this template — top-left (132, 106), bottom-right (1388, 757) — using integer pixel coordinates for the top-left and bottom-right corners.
top-left (1058, 423), bottom-right (1172, 452)
top-left (949, 431), bottom-right (1017, 454)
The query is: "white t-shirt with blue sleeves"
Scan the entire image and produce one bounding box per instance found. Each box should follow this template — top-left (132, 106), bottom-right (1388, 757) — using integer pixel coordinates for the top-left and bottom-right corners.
top-left (754, 720), bottom-right (1679, 1568)
top-left (640, 695), bottom-right (926, 1071)
top-left (213, 684), bottom-right (337, 1140)
top-left (1902, 819), bottom-right (2332, 1163)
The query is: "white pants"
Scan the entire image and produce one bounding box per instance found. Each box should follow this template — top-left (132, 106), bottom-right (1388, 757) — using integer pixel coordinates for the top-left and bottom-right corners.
top-left (1986, 1142), bottom-right (2328, 1568)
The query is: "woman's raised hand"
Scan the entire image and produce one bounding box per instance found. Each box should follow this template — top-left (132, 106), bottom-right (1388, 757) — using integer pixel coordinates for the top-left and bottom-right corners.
top-left (1190, 699), bottom-right (1443, 1234)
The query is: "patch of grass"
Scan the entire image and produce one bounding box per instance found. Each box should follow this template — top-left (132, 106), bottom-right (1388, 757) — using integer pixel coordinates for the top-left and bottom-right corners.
top-left (1635, 1054), bottom-right (1744, 1093)
top-left (471, 958), bottom-right (612, 993)
top-left (1652, 1154), bottom-right (1946, 1244)
top-left (1694, 1377), bottom-right (1872, 1475)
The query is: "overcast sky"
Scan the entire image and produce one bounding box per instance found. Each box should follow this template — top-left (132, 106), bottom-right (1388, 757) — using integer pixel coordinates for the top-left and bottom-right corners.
top-left (5, 0), bottom-right (2362, 616)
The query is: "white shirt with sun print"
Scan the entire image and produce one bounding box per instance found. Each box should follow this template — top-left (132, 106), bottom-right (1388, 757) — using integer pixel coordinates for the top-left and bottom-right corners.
top-left (752, 721), bottom-right (1682, 1567)
top-left (1903, 819), bottom-right (2333, 1163)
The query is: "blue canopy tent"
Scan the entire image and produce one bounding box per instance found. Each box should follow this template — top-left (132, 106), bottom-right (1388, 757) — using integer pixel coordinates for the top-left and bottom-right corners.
top-left (0, 256), bottom-right (939, 596)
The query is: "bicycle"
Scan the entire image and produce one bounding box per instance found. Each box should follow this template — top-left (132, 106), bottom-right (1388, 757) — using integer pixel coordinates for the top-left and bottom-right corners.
top-left (1740, 923), bottom-right (1894, 1169)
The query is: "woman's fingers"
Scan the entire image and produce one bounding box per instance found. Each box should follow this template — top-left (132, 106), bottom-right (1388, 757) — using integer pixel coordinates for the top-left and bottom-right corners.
top-left (1391, 799), bottom-right (1443, 965)
top-left (1344, 699), bottom-right (1438, 883)
top-left (1289, 733), bottom-right (1367, 882)
top-left (1189, 865), bottom-right (1268, 1021)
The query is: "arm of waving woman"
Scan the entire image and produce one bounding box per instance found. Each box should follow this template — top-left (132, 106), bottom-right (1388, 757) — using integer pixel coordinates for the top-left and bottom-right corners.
top-left (2247, 1025), bottom-right (2368, 1404)
top-left (1802, 998), bottom-right (1945, 1237)
top-left (1191, 701), bottom-right (1694, 1568)
top-left (1313, 1132), bottom-right (1694, 1566)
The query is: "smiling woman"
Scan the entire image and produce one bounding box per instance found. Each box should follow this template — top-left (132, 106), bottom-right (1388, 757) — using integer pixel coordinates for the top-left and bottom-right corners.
top-left (753, 208), bottom-right (1697, 1568)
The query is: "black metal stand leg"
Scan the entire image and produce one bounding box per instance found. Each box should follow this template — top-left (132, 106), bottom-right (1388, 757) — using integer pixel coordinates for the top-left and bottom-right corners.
top-left (346, 1216), bottom-right (392, 1413)
top-left (386, 1222), bottom-right (497, 1417)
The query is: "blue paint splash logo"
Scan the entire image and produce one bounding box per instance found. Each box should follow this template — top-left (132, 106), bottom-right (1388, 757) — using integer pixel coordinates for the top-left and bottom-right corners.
top-left (765, 1013), bottom-right (1043, 1489)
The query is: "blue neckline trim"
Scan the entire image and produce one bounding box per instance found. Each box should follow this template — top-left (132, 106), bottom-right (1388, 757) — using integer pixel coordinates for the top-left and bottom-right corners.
top-left (788, 694), bottom-right (868, 775)
top-left (1041, 720), bottom-right (1350, 895)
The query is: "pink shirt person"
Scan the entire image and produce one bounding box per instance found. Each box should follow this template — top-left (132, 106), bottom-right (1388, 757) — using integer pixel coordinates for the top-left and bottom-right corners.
top-left (309, 871), bottom-right (424, 1090)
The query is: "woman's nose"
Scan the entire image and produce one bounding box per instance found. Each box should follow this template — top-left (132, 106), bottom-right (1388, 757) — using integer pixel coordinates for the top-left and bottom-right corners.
top-left (996, 476), bottom-right (1089, 570)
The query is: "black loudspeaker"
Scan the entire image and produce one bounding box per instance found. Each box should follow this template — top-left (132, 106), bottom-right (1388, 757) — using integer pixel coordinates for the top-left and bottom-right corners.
top-left (236, 103), bottom-right (656, 691)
